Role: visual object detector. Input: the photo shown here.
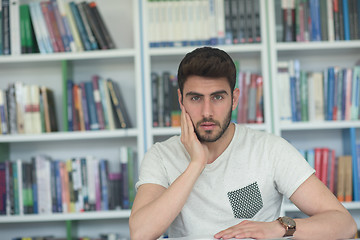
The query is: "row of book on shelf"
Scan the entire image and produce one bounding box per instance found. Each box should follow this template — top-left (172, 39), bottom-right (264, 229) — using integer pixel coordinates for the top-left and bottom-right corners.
top-left (66, 76), bottom-right (132, 132)
top-left (151, 68), bottom-right (264, 128)
top-left (298, 128), bottom-right (360, 201)
top-left (147, 0), bottom-right (261, 48)
top-left (0, 0), bottom-right (115, 55)
top-left (0, 146), bottom-right (137, 216)
top-left (277, 0), bottom-right (360, 42)
top-left (0, 83), bottom-right (58, 135)
top-left (277, 59), bottom-right (360, 123)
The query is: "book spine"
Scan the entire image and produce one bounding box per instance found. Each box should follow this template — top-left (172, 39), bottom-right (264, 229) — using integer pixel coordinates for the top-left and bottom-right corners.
top-left (2, 0), bottom-right (10, 54)
top-left (51, 0), bottom-right (71, 52)
top-left (92, 75), bottom-right (105, 130)
top-left (69, 1), bottom-right (91, 51)
top-left (32, 2), bottom-right (54, 53)
top-left (77, 2), bottom-right (98, 50)
top-left (79, 82), bottom-right (90, 131)
top-left (40, 1), bottom-right (60, 52)
top-left (10, 0), bottom-right (20, 55)
top-left (82, 1), bottom-right (107, 49)
top-left (342, 0), bottom-right (350, 40)
top-left (85, 81), bottom-right (99, 130)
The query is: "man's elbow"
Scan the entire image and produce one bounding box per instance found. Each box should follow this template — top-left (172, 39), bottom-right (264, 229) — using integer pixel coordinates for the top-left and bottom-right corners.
top-left (129, 214), bottom-right (159, 240)
top-left (348, 216), bottom-right (358, 238)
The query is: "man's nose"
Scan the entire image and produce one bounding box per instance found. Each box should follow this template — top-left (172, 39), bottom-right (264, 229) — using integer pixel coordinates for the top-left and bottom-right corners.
top-left (202, 98), bottom-right (213, 118)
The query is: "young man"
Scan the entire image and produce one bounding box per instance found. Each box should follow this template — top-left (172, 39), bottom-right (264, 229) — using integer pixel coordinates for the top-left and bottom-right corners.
top-left (129, 47), bottom-right (357, 240)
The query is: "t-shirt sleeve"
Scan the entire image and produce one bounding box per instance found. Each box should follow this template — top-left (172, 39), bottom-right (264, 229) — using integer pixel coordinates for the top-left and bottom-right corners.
top-left (135, 144), bottom-right (169, 191)
top-left (272, 137), bottom-right (315, 199)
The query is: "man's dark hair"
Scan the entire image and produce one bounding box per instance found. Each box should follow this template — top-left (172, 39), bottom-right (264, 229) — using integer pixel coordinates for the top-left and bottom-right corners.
top-left (177, 47), bottom-right (236, 95)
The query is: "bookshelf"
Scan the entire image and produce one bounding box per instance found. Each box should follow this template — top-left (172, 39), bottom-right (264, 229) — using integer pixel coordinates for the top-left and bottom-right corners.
top-left (141, 0), bottom-right (273, 150)
top-left (267, 0), bottom-right (360, 227)
top-left (1, 0), bottom-right (360, 239)
top-left (0, 0), bottom-right (142, 239)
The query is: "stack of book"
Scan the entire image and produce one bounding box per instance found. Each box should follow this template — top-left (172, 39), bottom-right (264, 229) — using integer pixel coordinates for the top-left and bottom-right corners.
top-left (0, 83), bottom-right (58, 135)
top-left (298, 127), bottom-right (360, 202)
top-left (277, 60), bottom-right (360, 123)
top-left (277, 0), bottom-right (360, 42)
top-left (66, 76), bottom-right (132, 131)
top-left (0, 0), bottom-right (115, 55)
top-left (151, 71), bottom-right (180, 128)
top-left (147, 0), bottom-right (261, 48)
top-left (233, 71), bottom-right (264, 124)
top-left (0, 146), bottom-right (137, 216)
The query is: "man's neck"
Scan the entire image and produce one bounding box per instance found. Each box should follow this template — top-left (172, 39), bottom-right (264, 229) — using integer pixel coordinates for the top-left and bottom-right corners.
top-left (204, 123), bottom-right (236, 164)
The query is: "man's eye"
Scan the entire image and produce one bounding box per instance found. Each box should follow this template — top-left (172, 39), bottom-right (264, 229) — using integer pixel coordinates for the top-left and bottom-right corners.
top-left (213, 95), bottom-right (223, 100)
top-left (191, 96), bottom-right (200, 101)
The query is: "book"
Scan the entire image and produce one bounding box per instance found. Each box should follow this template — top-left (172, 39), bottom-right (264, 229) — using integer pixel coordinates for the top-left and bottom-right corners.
top-left (92, 75), bottom-right (105, 130)
top-left (77, 2), bottom-right (98, 50)
top-left (2, 0), bottom-right (10, 54)
top-left (82, 1), bottom-right (107, 49)
top-left (85, 81), bottom-right (99, 130)
top-left (277, 61), bottom-right (292, 122)
top-left (343, 127), bottom-right (359, 201)
top-left (107, 79), bottom-right (132, 129)
top-left (55, 0), bottom-right (76, 52)
top-left (30, 85), bottom-right (41, 134)
top-left (69, 1), bottom-right (91, 51)
top-left (88, 1), bottom-right (115, 48)
top-left (28, 2), bottom-right (53, 53)
top-left (51, 0), bottom-right (71, 52)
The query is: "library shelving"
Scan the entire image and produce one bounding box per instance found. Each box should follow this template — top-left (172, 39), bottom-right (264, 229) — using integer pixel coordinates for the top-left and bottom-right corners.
top-left (1, 0), bottom-right (360, 239)
top-left (141, 0), bottom-right (272, 150)
top-left (267, 0), bottom-right (360, 226)
top-left (0, 0), bottom-right (142, 239)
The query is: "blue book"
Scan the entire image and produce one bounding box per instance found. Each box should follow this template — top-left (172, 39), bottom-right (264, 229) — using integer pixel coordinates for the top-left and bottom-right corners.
top-left (99, 159), bottom-right (108, 211)
top-left (327, 67), bottom-right (335, 120)
top-left (85, 81), bottom-right (99, 130)
top-left (309, 0), bottom-right (321, 41)
top-left (290, 76), bottom-right (297, 122)
top-left (342, 128), bottom-right (359, 201)
top-left (342, 0), bottom-right (350, 40)
top-left (79, 82), bottom-right (90, 131)
top-left (307, 149), bottom-right (315, 169)
top-left (31, 158), bottom-right (38, 214)
top-left (69, 1), bottom-right (91, 51)
top-left (55, 161), bottom-right (62, 213)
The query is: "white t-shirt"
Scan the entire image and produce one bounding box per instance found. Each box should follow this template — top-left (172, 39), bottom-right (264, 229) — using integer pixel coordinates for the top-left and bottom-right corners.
top-left (136, 124), bottom-right (315, 237)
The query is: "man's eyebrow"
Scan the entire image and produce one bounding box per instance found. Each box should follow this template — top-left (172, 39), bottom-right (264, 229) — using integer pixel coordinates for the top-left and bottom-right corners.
top-left (210, 90), bottom-right (229, 96)
top-left (185, 90), bottom-right (229, 97)
top-left (185, 91), bottom-right (204, 97)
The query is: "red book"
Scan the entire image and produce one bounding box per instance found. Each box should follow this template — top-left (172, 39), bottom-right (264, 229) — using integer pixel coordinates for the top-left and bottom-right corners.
top-left (321, 148), bottom-right (329, 186)
top-left (40, 2), bottom-right (60, 52)
top-left (328, 149), bottom-right (336, 194)
top-left (237, 72), bottom-right (248, 123)
top-left (314, 148), bottom-right (322, 180)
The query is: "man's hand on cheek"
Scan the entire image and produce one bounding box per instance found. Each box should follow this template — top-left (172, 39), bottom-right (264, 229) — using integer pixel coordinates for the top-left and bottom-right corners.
top-left (180, 104), bottom-right (208, 168)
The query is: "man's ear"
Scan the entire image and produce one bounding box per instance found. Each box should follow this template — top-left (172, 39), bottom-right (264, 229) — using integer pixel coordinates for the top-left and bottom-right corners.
top-left (232, 88), bottom-right (240, 111)
top-left (177, 88), bottom-right (184, 108)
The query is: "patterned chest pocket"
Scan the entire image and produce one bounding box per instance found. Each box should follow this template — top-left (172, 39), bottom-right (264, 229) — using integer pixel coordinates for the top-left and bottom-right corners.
top-left (227, 182), bottom-right (263, 219)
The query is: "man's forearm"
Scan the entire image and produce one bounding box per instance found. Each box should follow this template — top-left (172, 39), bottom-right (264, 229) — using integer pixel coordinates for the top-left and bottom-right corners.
top-left (129, 161), bottom-right (205, 240)
top-left (294, 210), bottom-right (357, 239)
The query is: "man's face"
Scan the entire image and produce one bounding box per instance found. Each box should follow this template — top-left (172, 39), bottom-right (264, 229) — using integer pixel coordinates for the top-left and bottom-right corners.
top-left (179, 76), bottom-right (238, 142)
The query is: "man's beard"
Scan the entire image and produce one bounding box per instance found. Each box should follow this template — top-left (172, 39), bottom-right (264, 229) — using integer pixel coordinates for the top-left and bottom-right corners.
top-left (194, 107), bottom-right (232, 143)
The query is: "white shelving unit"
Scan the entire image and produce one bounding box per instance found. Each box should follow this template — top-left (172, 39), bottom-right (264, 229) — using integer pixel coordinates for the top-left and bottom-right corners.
top-left (267, 0), bottom-right (360, 227)
top-left (1, 0), bottom-right (360, 239)
top-left (141, 0), bottom-right (273, 149)
top-left (0, 0), bottom-right (142, 239)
